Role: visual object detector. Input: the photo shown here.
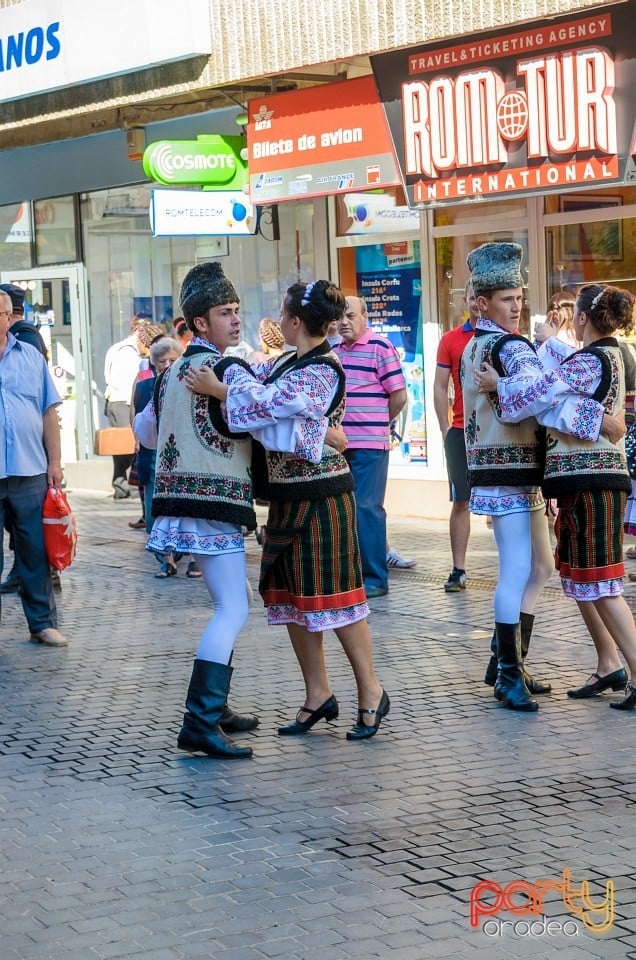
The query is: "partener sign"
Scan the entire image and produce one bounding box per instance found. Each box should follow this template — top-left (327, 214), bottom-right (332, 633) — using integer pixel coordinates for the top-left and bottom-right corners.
top-left (371, 4), bottom-right (635, 205)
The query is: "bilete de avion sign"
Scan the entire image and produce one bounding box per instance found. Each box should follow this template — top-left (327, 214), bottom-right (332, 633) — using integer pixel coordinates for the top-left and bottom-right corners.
top-left (371, 2), bottom-right (636, 206)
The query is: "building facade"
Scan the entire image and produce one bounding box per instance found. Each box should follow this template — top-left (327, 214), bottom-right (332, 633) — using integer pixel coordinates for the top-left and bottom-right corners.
top-left (0, 0), bottom-right (633, 514)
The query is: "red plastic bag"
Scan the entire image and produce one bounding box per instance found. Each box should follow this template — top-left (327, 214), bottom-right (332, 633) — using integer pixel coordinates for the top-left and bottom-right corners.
top-left (42, 487), bottom-right (78, 571)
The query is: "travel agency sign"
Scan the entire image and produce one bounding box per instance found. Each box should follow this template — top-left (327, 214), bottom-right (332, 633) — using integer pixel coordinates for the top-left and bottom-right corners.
top-left (371, 2), bottom-right (636, 205)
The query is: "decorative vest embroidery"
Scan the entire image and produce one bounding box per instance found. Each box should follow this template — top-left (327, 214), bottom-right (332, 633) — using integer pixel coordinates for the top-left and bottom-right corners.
top-left (462, 330), bottom-right (545, 488)
top-left (542, 340), bottom-right (631, 497)
top-left (257, 342), bottom-right (354, 502)
top-left (152, 345), bottom-right (256, 528)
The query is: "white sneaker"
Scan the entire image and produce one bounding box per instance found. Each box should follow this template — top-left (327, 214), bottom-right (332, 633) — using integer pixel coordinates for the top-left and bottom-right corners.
top-left (386, 550), bottom-right (416, 569)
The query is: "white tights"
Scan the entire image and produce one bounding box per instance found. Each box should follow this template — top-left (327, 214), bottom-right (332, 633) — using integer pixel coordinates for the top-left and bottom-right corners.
top-left (194, 551), bottom-right (250, 665)
top-left (491, 510), bottom-right (554, 623)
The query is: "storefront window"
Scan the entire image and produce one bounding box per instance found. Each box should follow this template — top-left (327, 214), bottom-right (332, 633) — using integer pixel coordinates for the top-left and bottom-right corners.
top-left (0, 202), bottom-right (33, 271)
top-left (338, 240), bottom-right (426, 466)
top-left (435, 231), bottom-right (530, 336)
top-left (80, 186), bottom-right (317, 407)
top-left (434, 198), bottom-right (527, 228)
top-left (34, 196), bottom-right (78, 265)
top-left (544, 186), bottom-right (636, 294)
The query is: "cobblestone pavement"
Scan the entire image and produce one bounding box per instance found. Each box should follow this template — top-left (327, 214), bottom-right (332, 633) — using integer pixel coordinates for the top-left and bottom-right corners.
top-left (1, 492), bottom-right (635, 960)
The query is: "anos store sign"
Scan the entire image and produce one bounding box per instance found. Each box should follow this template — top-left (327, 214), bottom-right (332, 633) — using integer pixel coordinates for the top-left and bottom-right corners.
top-left (371, 2), bottom-right (636, 206)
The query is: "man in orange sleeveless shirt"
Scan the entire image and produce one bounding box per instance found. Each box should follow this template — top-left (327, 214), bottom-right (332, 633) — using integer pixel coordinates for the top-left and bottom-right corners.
top-left (433, 280), bottom-right (478, 592)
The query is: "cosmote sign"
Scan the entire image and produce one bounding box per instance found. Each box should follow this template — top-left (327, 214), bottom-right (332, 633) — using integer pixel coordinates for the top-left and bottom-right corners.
top-left (371, 3), bottom-right (636, 205)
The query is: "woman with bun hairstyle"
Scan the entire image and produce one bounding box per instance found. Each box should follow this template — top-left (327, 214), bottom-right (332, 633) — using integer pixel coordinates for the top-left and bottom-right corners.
top-left (249, 317), bottom-right (286, 364)
top-left (477, 283), bottom-right (636, 709)
top-left (185, 279), bottom-right (390, 740)
top-left (533, 291), bottom-right (580, 362)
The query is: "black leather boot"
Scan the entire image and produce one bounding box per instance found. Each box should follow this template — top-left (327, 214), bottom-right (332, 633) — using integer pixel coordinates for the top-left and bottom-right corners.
top-left (484, 629), bottom-right (497, 685)
top-left (177, 660), bottom-right (253, 758)
top-left (519, 612), bottom-right (551, 694)
top-left (219, 704), bottom-right (260, 732)
top-left (218, 651), bottom-right (259, 732)
top-left (493, 622), bottom-right (538, 712)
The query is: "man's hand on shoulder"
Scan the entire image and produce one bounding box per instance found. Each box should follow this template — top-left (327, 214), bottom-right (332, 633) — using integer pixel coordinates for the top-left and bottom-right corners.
top-left (601, 410), bottom-right (626, 444)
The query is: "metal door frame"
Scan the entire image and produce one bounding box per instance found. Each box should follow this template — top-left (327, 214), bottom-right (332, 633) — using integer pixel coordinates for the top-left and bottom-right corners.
top-left (0, 263), bottom-right (93, 460)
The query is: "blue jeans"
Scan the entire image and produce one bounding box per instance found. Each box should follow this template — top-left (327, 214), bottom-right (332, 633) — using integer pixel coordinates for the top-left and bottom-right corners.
top-left (345, 448), bottom-right (389, 590)
top-left (0, 474), bottom-right (56, 632)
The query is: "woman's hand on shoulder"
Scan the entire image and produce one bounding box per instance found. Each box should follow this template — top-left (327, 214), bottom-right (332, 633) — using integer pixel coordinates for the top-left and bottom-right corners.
top-left (474, 361), bottom-right (499, 393)
top-left (184, 365), bottom-right (227, 399)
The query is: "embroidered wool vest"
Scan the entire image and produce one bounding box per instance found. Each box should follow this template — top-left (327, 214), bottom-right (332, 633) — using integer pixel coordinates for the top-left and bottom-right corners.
top-left (462, 330), bottom-right (545, 488)
top-left (152, 346), bottom-right (256, 528)
top-left (256, 342), bottom-right (354, 502)
top-left (542, 340), bottom-right (631, 497)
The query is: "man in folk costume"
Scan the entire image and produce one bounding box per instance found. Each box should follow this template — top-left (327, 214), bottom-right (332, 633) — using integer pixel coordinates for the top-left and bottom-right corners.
top-left (134, 262), bottom-right (332, 757)
top-left (461, 242), bottom-right (621, 712)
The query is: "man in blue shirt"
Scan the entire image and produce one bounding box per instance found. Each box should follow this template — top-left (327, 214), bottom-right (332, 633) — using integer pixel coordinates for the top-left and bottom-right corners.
top-left (0, 289), bottom-right (68, 646)
top-left (0, 283), bottom-right (51, 595)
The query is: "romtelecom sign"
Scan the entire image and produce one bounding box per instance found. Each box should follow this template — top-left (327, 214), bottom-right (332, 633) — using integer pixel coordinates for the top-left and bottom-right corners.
top-left (142, 136), bottom-right (248, 191)
top-left (149, 190), bottom-right (256, 237)
top-left (371, 2), bottom-right (636, 205)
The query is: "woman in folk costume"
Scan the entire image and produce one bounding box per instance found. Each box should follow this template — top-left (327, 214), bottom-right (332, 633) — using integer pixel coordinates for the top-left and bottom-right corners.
top-left (527, 291), bottom-right (629, 688)
top-left (134, 262), bottom-right (331, 759)
top-left (476, 284), bottom-right (636, 710)
top-left (461, 243), bottom-right (620, 713)
top-left (185, 280), bottom-right (390, 741)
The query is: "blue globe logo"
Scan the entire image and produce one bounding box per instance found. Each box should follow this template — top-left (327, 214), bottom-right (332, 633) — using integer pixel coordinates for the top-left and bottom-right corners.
top-left (232, 202), bottom-right (247, 221)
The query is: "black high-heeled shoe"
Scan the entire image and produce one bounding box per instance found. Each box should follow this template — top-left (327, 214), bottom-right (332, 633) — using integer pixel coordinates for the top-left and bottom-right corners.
top-left (278, 695), bottom-right (339, 735)
top-left (567, 668), bottom-right (627, 699)
top-left (346, 689), bottom-right (390, 740)
top-left (609, 683), bottom-right (636, 711)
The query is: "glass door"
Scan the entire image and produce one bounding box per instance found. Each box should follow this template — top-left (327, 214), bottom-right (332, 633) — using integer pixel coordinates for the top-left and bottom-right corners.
top-left (0, 264), bottom-right (93, 463)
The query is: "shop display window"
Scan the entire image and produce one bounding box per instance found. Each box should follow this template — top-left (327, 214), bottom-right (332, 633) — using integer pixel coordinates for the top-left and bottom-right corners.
top-left (80, 186), bottom-right (317, 401)
top-left (34, 196), bottom-right (79, 266)
top-left (337, 240), bottom-right (426, 466)
top-left (0, 202), bottom-right (33, 271)
top-left (544, 186), bottom-right (636, 294)
top-left (433, 198), bottom-right (526, 228)
top-left (435, 231), bottom-right (530, 336)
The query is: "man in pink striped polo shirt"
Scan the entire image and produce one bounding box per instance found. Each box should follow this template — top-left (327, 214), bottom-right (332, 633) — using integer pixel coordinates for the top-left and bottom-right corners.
top-left (335, 296), bottom-right (407, 598)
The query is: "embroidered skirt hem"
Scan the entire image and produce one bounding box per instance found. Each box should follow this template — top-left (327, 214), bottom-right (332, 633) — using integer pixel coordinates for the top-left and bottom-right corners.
top-left (146, 516), bottom-right (245, 556)
top-left (266, 602), bottom-right (369, 632)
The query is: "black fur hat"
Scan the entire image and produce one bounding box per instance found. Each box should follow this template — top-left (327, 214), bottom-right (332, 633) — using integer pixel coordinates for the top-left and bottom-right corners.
top-left (179, 262), bottom-right (239, 321)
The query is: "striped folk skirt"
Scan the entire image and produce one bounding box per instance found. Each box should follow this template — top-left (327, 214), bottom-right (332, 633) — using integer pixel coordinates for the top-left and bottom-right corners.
top-left (259, 491), bottom-right (369, 630)
top-left (555, 489), bottom-right (626, 600)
